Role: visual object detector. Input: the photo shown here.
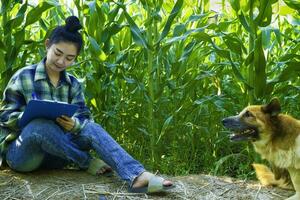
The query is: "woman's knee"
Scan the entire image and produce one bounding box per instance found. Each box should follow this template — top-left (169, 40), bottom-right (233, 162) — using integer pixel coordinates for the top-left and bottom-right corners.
top-left (81, 122), bottom-right (106, 134)
top-left (80, 122), bottom-right (108, 138)
top-left (24, 119), bottom-right (57, 130)
top-left (22, 119), bottom-right (63, 137)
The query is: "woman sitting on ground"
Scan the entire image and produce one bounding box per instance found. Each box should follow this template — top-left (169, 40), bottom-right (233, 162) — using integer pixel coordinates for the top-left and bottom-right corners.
top-left (0, 16), bottom-right (173, 194)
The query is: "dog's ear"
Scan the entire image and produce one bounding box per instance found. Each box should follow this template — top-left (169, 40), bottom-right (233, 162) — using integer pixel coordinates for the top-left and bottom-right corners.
top-left (261, 98), bottom-right (281, 117)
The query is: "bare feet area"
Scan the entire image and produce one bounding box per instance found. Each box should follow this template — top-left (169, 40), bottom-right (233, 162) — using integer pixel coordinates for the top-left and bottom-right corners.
top-left (0, 168), bottom-right (294, 199)
top-left (131, 171), bottom-right (173, 189)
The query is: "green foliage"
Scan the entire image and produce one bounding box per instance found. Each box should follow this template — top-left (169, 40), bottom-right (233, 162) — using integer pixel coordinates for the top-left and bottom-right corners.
top-left (0, 0), bottom-right (299, 180)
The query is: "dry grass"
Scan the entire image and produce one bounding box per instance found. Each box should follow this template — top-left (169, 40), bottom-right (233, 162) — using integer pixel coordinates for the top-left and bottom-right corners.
top-left (0, 168), bottom-right (294, 200)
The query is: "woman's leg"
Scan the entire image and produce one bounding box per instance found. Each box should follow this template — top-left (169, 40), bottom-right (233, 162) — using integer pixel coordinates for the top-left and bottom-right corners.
top-left (72, 121), bottom-right (145, 184)
top-left (39, 153), bottom-right (71, 169)
top-left (6, 119), bottom-right (91, 172)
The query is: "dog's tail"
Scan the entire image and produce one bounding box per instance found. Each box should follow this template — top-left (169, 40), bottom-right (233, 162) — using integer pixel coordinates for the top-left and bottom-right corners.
top-left (252, 163), bottom-right (293, 190)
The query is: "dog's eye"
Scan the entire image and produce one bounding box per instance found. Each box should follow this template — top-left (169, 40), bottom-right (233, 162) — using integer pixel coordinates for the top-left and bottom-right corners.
top-left (244, 111), bottom-right (253, 118)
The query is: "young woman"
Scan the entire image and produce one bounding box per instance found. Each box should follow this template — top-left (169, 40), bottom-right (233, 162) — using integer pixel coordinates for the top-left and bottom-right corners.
top-left (0, 16), bottom-right (173, 193)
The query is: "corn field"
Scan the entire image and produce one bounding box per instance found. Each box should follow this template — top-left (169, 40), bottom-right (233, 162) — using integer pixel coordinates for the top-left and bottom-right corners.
top-left (0, 0), bottom-right (300, 179)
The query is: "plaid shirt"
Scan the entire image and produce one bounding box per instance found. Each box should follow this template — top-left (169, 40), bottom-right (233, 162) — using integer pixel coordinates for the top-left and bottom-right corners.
top-left (0, 59), bottom-right (92, 133)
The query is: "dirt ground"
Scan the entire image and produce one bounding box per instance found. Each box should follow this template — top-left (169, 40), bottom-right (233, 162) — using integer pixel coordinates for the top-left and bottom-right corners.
top-left (0, 168), bottom-right (294, 200)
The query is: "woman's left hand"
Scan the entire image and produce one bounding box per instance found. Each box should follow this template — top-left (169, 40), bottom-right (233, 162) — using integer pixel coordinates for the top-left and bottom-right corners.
top-left (56, 115), bottom-right (75, 131)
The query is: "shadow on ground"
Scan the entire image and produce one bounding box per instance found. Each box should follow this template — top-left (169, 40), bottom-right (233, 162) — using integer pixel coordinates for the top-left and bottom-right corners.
top-left (0, 168), bottom-right (294, 199)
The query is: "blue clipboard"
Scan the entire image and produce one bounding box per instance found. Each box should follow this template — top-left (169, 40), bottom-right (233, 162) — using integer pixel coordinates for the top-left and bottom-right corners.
top-left (18, 99), bottom-right (79, 128)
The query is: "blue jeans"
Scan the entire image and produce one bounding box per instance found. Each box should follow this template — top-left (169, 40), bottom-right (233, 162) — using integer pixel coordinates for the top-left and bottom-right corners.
top-left (5, 119), bottom-right (145, 184)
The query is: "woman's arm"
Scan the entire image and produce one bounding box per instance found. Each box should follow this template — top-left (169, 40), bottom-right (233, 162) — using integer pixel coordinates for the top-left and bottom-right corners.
top-left (67, 82), bottom-right (92, 134)
top-left (0, 75), bottom-right (26, 130)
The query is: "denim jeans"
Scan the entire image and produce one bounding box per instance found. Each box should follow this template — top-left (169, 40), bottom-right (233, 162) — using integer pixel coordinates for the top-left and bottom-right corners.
top-left (5, 119), bottom-right (145, 184)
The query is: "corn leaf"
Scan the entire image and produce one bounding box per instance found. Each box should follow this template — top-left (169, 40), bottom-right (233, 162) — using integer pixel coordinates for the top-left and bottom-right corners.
top-left (25, 1), bottom-right (55, 27)
top-left (157, 0), bottom-right (183, 44)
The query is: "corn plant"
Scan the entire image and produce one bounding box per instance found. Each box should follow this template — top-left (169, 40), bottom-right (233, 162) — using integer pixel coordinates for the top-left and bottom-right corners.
top-left (0, 0), bottom-right (299, 178)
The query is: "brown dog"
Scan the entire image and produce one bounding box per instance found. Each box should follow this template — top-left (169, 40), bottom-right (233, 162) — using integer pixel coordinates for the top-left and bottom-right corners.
top-left (222, 98), bottom-right (300, 200)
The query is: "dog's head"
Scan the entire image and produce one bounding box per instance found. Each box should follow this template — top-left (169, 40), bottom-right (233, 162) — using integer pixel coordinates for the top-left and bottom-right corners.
top-left (222, 98), bottom-right (281, 142)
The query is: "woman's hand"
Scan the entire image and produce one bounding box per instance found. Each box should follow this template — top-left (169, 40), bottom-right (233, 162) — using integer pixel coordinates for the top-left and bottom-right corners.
top-left (56, 115), bottom-right (75, 131)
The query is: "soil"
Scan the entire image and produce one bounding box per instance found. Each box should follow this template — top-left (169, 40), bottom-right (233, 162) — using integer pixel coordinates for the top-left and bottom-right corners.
top-left (0, 168), bottom-right (294, 200)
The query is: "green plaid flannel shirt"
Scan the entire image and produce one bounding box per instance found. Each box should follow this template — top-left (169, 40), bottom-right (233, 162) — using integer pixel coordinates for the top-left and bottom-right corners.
top-left (0, 58), bottom-right (92, 134)
top-left (0, 59), bottom-right (93, 166)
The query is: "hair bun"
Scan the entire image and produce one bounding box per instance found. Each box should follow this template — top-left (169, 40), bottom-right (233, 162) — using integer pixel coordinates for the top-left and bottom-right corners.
top-left (65, 16), bottom-right (82, 33)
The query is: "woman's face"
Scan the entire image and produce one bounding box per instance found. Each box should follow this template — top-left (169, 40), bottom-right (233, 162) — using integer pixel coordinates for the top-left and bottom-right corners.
top-left (45, 40), bottom-right (78, 73)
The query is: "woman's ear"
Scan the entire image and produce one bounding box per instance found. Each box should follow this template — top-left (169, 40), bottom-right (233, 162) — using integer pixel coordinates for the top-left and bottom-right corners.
top-left (45, 39), bottom-right (50, 50)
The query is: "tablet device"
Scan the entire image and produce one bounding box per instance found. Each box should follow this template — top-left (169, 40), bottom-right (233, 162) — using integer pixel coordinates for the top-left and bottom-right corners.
top-left (18, 99), bottom-right (79, 128)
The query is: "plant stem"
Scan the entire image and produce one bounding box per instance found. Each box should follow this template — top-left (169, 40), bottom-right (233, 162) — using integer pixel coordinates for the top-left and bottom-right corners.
top-left (146, 5), bottom-right (156, 167)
